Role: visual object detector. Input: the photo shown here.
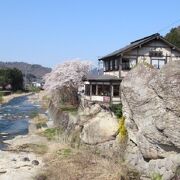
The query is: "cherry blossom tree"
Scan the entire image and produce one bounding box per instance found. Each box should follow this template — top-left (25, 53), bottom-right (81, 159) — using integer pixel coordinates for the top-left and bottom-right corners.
top-left (44, 60), bottom-right (91, 106)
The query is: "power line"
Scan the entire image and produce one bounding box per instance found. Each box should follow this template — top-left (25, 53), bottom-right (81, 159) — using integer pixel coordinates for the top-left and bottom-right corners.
top-left (157, 18), bottom-right (180, 33)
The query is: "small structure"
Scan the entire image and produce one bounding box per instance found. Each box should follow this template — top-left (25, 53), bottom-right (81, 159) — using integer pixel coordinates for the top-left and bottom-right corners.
top-left (31, 82), bottom-right (42, 88)
top-left (83, 33), bottom-right (180, 104)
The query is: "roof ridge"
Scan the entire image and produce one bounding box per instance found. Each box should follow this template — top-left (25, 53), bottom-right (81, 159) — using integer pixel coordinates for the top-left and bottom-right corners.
top-left (130, 33), bottom-right (160, 44)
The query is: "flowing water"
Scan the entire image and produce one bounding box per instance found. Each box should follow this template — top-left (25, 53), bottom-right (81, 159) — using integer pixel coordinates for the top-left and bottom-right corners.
top-left (0, 95), bottom-right (40, 149)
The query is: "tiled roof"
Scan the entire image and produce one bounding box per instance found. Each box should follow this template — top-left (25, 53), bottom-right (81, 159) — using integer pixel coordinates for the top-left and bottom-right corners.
top-left (98, 33), bottom-right (180, 60)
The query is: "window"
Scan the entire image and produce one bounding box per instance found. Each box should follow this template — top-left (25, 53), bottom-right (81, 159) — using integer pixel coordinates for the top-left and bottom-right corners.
top-left (110, 60), bottom-right (113, 70)
top-left (85, 85), bottom-right (90, 96)
top-left (98, 85), bottom-right (103, 96)
top-left (151, 59), bottom-right (165, 69)
top-left (92, 85), bottom-right (96, 95)
top-left (97, 84), bottom-right (111, 96)
top-left (122, 58), bottom-right (136, 70)
top-left (113, 85), bottom-right (120, 97)
top-left (129, 59), bottom-right (137, 68)
top-left (115, 59), bottom-right (119, 70)
top-left (103, 85), bottom-right (110, 96)
top-left (104, 59), bottom-right (119, 71)
top-left (122, 58), bottom-right (130, 70)
top-left (104, 61), bottom-right (109, 71)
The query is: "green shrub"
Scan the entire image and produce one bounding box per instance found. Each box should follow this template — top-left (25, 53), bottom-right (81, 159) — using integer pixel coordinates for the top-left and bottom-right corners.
top-left (36, 122), bottom-right (47, 129)
top-left (151, 173), bottom-right (163, 180)
top-left (0, 92), bottom-right (3, 103)
top-left (118, 116), bottom-right (127, 141)
top-left (110, 103), bottom-right (123, 118)
top-left (28, 86), bottom-right (41, 93)
top-left (60, 105), bottom-right (78, 113)
top-left (42, 128), bottom-right (62, 140)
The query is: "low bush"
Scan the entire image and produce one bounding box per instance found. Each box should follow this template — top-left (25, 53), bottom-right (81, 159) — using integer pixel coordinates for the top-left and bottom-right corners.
top-left (42, 128), bottom-right (62, 140)
top-left (32, 114), bottom-right (48, 129)
top-left (0, 92), bottom-right (3, 103)
top-left (28, 86), bottom-right (41, 93)
top-left (36, 122), bottom-right (47, 129)
top-left (151, 172), bottom-right (163, 180)
top-left (110, 103), bottom-right (123, 118)
top-left (60, 105), bottom-right (78, 116)
top-left (118, 116), bottom-right (127, 141)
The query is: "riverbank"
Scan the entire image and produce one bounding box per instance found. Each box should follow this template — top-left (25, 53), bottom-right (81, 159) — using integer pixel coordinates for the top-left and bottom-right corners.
top-left (0, 134), bottom-right (46, 180)
top-left (0, 93), bottom-right (47, 180)
top-left (1, 92), bottom-right (33, 105)
top-left (0, 92), bottom-right (137, 180)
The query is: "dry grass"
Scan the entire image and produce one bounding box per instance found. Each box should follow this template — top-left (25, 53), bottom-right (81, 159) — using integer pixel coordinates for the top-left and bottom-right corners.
top-left (32, 114), bottom-right (48, 129)
top-left (15, 143), bottom-right (48, 154)
top-left (35, 146), bottom-right (139, 180)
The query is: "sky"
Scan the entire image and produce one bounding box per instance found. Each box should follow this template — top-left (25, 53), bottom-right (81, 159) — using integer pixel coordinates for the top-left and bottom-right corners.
top-left (0, 0), bottom-right (180, 68)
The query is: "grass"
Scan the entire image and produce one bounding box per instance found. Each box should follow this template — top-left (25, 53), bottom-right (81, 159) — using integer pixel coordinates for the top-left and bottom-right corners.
top-left (0, 91), bottom-right (3, 103)
top-left (41, 128), bottom-right (62, 140)
top-left (32, 114), bottom-right (48, 129)
top-left (16, 143), bottom-right (48, 154)
top-left (56, 148), bottom-right (72, 157)
top-left (60, 105), bottom-right (78, 113)
top-left (35, 146), bottom-right (140, 180)
top-left (28, 86), bottom-right (41, 93)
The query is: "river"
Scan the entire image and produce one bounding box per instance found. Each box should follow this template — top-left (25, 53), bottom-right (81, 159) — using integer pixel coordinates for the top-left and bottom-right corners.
top-left (0, 95), bottom-right (41, 149)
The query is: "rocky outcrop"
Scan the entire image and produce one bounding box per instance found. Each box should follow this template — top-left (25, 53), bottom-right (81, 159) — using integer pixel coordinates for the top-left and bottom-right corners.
top-left (80, 106), bottom-right (118, 145)
top-left (121, 61), bottom-right (180, 179)
top-left (48, 102), bottom-right (122, 157)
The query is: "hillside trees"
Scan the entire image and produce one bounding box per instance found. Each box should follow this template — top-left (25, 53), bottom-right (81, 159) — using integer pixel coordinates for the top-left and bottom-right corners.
top-left (44, 60), bottom-right (91, 106)
top-left (0, 68), bottom-right (24, 91)
top-left (165, 26), bottom-right (180, 48)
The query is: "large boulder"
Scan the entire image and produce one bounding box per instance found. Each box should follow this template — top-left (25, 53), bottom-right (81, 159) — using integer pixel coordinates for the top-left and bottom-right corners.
top-left (121, 61), bottom-right (180, 179)
top-left (80, 108), bottom-right (118, 145)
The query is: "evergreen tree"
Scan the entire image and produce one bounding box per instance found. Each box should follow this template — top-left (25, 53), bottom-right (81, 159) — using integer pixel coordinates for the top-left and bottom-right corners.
top-left (165, 26), bottom-right (180, 48)
top-left (0, 68), bottom-right (23, 91)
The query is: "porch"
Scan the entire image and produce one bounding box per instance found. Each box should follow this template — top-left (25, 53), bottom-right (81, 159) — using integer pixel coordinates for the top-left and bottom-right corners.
top-left (83, 75), bottom-right (122, 104)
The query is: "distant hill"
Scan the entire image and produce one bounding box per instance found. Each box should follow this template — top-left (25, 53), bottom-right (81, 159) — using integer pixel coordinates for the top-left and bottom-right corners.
top-left (0, 62), bottom-right (51, 83)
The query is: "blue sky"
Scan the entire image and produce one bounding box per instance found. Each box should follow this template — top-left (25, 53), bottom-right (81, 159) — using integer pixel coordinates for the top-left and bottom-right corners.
top-left (0, 0), bottom-right (180, 68)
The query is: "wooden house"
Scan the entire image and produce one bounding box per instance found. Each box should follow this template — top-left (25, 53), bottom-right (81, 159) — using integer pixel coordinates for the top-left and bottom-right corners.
top-left (83, 33), bottom-right (180, 104)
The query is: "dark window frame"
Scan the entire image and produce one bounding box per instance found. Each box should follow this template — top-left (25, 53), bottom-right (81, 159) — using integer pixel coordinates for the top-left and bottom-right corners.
top-left (151, 58), bottom-right (166, 69)
top-left (92, 84), bottom-right (96, 95)
top-left (113, 85), bottom-right (120, 97)
top-left (85, 84), bottom-right (90, 96)
top-left (122, 58), bottom-right (131, 70)
top-left (103, 59), bottom-right (119, 71)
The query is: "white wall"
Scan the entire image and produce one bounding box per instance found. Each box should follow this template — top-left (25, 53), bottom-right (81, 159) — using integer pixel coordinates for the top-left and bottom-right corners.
top-left (104, 71), bottom-right (119, 77)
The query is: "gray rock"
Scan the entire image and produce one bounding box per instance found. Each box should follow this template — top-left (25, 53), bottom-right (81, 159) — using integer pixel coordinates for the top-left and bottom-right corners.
top-left (80, 109), bottom-right (118, 145)
top-left (121, 61), bottom-right (180, 179)
top-left (0, 170), bottom-right (7, 174)
top-left (32, 160), bottom-right (39, 166)
top-left (22, 157), bottom-right (30, 162)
